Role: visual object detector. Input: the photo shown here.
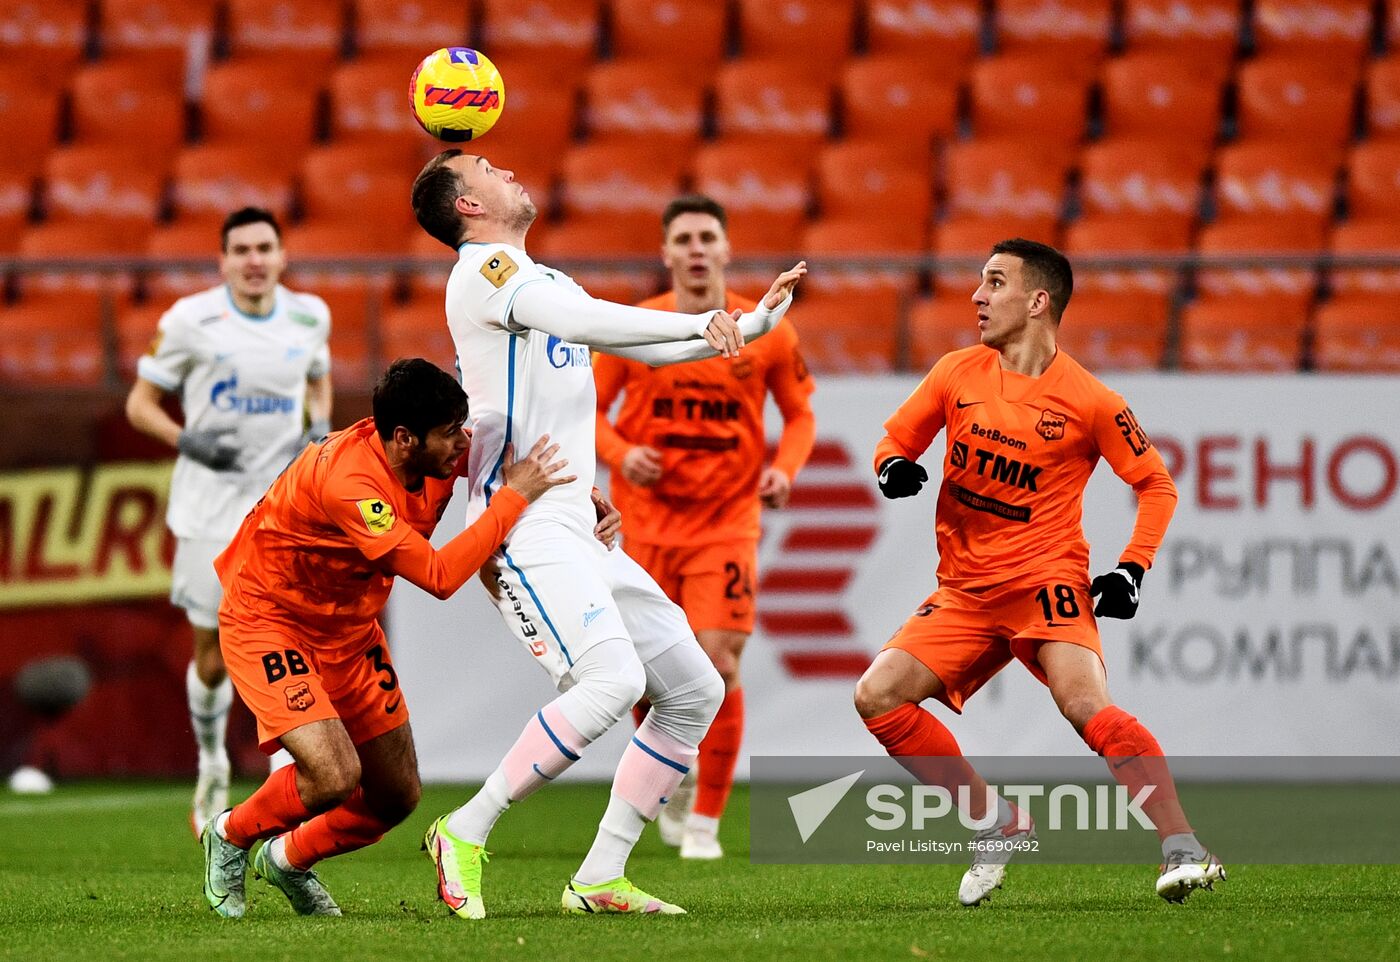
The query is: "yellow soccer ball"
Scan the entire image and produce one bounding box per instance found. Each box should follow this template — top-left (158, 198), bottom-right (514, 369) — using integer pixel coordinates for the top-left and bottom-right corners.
top-left (409, 47), bottom-right (505, 142)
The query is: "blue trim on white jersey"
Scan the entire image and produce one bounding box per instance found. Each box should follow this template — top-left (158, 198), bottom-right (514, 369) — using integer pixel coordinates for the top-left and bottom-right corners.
top-left (483, 334), bottom-right (517, 504)
top-left (224, 286), bottom-right (276, 322)
top-left (536, 710), bottom-right (580, 761)
top-left (507, 550), bottom-right (571, 667)
top-left (630, 736), bottom-right (690, 774)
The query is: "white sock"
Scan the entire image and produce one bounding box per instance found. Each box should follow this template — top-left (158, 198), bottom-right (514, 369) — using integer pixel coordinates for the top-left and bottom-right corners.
top-left (186, 661), bottom-right (232, 770)
top-left (215, 810), bottom-right (231, 840)
top-left (993, 795), bottom-right (1016, 830)
top-left (573, 793), bottom-right (646, 885)
top-left (1162, 832), bottom-right (1206, 859)
top-left (445, 769), bottom-right (512, 845)
top-left (269, 748), bottom-right (294, 772)
top-left (685, 813), bottom-right (720, 836)
top-left (268, 835), bottom-right (295, 872)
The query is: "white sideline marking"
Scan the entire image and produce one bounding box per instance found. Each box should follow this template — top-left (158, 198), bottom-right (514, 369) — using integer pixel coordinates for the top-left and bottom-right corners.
top-left (0, 788), bottom-right (189, 818)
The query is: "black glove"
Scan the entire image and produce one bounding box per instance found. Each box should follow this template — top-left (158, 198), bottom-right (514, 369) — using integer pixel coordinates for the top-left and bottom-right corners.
top-left (177, 427), bottom-right (239, 471)
top-left (1090, 562), bottom-right (1145, 619)
top-left (877, 457), bottom-right (928, 499)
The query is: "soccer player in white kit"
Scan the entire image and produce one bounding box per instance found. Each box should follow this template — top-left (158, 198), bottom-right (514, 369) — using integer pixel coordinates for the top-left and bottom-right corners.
top-left (124, 208), bottom-right (333, 835)
top-left (410, 149), bottom-right (805, 918)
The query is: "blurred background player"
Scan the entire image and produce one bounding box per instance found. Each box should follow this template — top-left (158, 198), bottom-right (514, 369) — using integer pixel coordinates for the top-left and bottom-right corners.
top-left (411, 149), bottom-right (804, 918)
top-left (594, 195), bottom-right (816, 859)
top-left (200, 358), bottom-right (572, 918)
top-left (853, 239), bottom-right (1222, 906)
top-left (125, 207), bottom-right (334, 834)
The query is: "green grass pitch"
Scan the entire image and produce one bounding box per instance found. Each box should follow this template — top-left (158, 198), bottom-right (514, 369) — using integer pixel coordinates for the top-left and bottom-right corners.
top-left (1, 781), bottom-right (1397, 962)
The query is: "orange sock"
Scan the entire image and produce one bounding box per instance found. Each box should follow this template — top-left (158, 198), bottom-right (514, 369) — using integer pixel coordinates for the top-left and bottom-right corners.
top-left (863, 703), bottom-right (993, 820)
top-left (283, 787), bottom-right (396, 869)
top-left (631, 699), bottom-right (649, 730)
top-left (223, 763), bottom-right (310, 849)
top-left (694, 687), bottom-right (744, 819)
top-left (1082, 705), bottom-right (1191, 838)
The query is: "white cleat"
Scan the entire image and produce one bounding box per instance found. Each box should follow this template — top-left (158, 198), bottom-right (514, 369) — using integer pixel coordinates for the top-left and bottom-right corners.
top-left (958, 806), bottom-right (1035, 907)
top-left (1157, 851), bottom-right (1226, 903)
top-left (679, 825), bottom-right (723, 861)
top-left (657, 767), bottom-right (697, 848)
top-left (192, 761), bottom-right (230, 839)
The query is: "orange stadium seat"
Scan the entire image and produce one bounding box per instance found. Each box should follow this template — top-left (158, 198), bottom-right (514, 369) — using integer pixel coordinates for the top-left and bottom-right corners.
top-left (1251, 0), bottom-right (1372, 65)
top-left (330, 57), bottom-right (439, 147)
top-left (0, 0), bottom-right (87, 85)
top-left (969, 57), bottom-right (1090, 148)
top-left (838, 57), bottom-right (958, 156)
top-left (1366, 56), bottom-right (1400, 141)
top-left (40, 145), bottom-right (165, 231)
top-left (1056, 290), bottom-right (1169, 371)
top-left (145, 219), bottom-right (221, 261)
top-left (1329, 218), bottom-right (1400, 299)
top-left (559, 143), bottom-right (685, 219)
top-left (1100, 54), bottom-right (1225, 154)
top-left (0, 72), bottom-right (60, 178)
top-left (378, 298), bottom-right (458, 373)
top-left (99, 0), bottom-right (218, 86)
top-left (610, 0), bottom-right (727, 67)
top-left (1077, 139), bottom-right (1204, 239)
top-left (479, 0), bottom-right (600, 80)
top-left (714, 60), bottom-right (834, 145)
top-left (352, 0), bottom-right (471, 60)
top-left (1064, 214), bottom-right (1191, 294)
top-left (817, 145), bottom-right (931, 223)
top-left (70, 61), bottom-right (186, 159)
top-left (584, 62), bottom-right (705, 146)
top-left (1235, 57), bottom-right (1357, 150)
top-left (115, 301), bottom-right (164, 380)
top-left (225, 0), bottom-right (344, 76)
top-left (788, 288), bottom-right (901, 373)
top-left (282, 220), bottom-right (413, 256)
top-left (864, 0), bottom-right (982, 72)
top-left (943, 140), bottom-right (1068, 222)
top-left (1312, 298), bottom-right (1400, 372)
top-left (170, 146), bottom-right (295, 222)
top-left (737, 0), bottom-right (856, 65)
top-left (284, 269), bottom-right (386, 388)
top-left (1345, 142), bottom-right (1400, 219)
top-left (0, 170), bottom-right (34, 253)
top-left (931, 214), bottom-right (1060, 295)
top-left (802, 214), bottom-right (927, 254)
top-left (0, 291), bottom-right (108, 387)
top-left (567, 267), bottom-right (664, 304)
top-left (299, 145), bottom-right (421, 237)
top-left (909, 296), bottom-right (982, 368)
top-left (995, 0), bottom-right (1114, 64)
top-left (1179, 296), bottom-right (1308, 371)
top-left (472, 64), bottom-right (580, 188)
top-left (692, 142), bottom-right (811, 253)
top-left (1195, 217), bottom-right (1323, 309)
top-left (1121, 0), bottom-right (1242, 71)
top-left (1212, 142), bottom-right (1338, 233)
top-left (201, 60), bottom-right (320, 154)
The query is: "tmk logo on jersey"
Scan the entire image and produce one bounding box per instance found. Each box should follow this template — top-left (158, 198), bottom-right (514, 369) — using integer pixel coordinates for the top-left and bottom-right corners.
top-left (961, 447), bottom-right (1043, 492)
top-left (546, 335), bottom-right (591, 369)
top-left (423, 86), bottom-right (501, 111)
top-left (210, 372), bottom-right (296, 415)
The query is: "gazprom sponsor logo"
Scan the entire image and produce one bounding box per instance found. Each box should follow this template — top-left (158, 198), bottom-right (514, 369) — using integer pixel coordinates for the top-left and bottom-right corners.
top-left (210, 372), bottom-right (295, 415)
top-left (546, 335), bottom-right (591, 369)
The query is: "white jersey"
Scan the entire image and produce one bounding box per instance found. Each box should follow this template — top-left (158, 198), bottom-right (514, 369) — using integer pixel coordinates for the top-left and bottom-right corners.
top-left (446, 242), bottom-right (789, 539)
top-left (137, 283), bottom-right (331, 540)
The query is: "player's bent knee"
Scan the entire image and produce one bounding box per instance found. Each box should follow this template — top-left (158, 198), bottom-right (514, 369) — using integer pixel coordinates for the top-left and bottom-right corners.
top-left (1057, 694), bottom-right (1108, 732)
top-left (853, 675), bottom-right (901, 720)
top-left (301, 757), bottom-right (362, 812)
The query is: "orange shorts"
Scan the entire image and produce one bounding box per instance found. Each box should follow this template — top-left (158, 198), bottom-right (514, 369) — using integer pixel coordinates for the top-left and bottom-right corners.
top-left (624, 539), bottom-right (759, 634)
top-left (884, 574), bottom-right (1103, 713)
top-left (219, 616), bottom-right (407, 753)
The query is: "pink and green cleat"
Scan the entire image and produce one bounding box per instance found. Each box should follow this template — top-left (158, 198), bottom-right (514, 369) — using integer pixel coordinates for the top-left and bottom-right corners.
top-left (562, 877), bottom-right (686, 915)
top-left (422, 815), bottom-right (488, 920)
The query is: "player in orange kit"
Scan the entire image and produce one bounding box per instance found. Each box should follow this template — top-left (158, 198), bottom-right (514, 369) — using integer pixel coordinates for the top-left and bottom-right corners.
top-left (853, 239), bottom-right (1224, 906)
top-left (594, 196), bottom-right (816, 859)
top-left (199, 358), bottom-right (576, 918)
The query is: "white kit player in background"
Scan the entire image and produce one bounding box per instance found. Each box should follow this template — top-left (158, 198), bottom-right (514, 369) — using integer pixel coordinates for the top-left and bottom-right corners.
top-left (124, 207), bottom-right (333, 835)
top-left (411, 149), bottom-right (805, 917)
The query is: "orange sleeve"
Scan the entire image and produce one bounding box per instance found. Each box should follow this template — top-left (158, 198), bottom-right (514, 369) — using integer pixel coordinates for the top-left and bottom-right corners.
top-left (379, 488), bottom-right (528, 600)
top-left (1092, 390), bottom-right (1177, 569)
top-left (766, 322), bottom-right (816, 480)
top-left (593, 352), bottom-right (634, 472)
top-left (872, 361), bottom-right (950, 474)
top-left (321, 470), bottom-right (416, 561)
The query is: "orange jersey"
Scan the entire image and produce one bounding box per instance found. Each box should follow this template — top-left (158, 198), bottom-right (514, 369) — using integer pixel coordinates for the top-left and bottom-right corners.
top-left (595, 290), bottom-right (816, 546)
top-left (875, 346), bottom-right (1176, 590)
top-left (216, 417), bottom-right (525, 644)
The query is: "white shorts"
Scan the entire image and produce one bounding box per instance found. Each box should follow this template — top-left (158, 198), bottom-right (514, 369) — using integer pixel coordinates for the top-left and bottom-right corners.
top-left (488, 520), bottom-right (695, 686)
top-left (170, 537), bottom-right (226, 630)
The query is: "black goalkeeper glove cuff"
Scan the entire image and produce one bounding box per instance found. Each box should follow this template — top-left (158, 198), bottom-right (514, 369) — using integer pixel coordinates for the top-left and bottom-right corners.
top-left (177, 428), bottom-right (240, 472)
top-left (877, 457), bottom-right (928, 499)
top-left (1089, 562), bottom-right (1145, 619)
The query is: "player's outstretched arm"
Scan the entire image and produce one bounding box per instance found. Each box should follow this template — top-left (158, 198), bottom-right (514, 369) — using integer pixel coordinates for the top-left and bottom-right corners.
top-left (382, 437), bottom-right (575, 600)
top-left (510, 281), bottom-right (718, 348)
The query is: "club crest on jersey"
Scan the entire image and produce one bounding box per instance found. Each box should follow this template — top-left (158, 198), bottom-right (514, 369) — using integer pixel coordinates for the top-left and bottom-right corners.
top-left (1037, 410), bottom-right (1068, 441)
top-left (284, 682), bottom-right (315, 712)
top-left (546, 335), bottom-right (591, 369)
top-left (479, 251), bottom-right (519, 288)
top-left (357, 498), bottom-right (396, 535)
